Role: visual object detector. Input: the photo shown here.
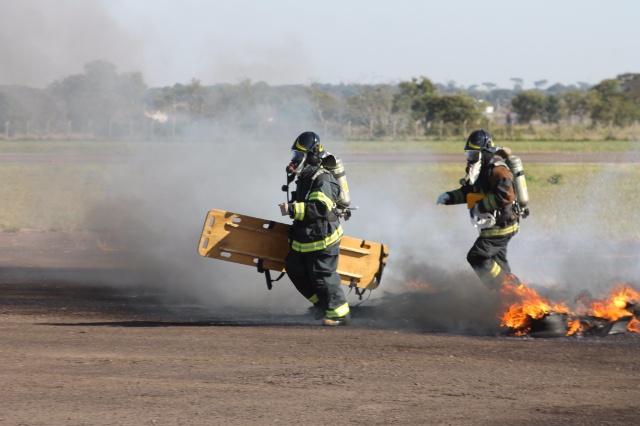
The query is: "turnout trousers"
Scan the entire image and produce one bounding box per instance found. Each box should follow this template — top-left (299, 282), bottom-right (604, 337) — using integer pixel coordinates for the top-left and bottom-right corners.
top-left (466, 235), bottom-right (519, 290)
top-left (285, 241), bottom-right (349, 319)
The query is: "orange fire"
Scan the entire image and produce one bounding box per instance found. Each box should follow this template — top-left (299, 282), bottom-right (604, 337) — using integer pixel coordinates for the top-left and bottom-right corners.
top-left (499, 280), bottom-right (570, 335)
top-left (579, 285), bottom-right (639, 333)
top-left (584, 285), bottom-right (639, 321)
top-left (499, 280), bottom-right (639, 336)
top-left (406, 280), bottom-right (438, 293)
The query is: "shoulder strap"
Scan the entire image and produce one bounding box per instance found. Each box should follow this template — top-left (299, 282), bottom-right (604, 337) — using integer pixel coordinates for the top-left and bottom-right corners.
top-left (310, 167), bottom-right (331, 182)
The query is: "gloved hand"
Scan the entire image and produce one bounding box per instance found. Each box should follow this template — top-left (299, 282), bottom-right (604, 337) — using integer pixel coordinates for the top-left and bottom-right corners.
top-left (436, 192), bottom-right (450, 205)
top-left (279, 202), bottom-right (290, 216)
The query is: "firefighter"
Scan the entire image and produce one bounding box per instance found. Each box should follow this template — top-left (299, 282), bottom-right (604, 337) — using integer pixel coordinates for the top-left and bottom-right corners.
top-left (279, 131), bottom-right (351, 326)
top-left (436, 129), bottom-right (522, 290)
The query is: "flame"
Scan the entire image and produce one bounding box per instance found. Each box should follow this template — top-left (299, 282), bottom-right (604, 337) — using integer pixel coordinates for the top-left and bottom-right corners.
top-left (499, 281), bottom-right (640, 336)
top-left (583, 285), bottom-right (639, 332)
top-left (498, 280), bottom-right (569, 334)
top-left (566, 319), bottom-right (582, 336)
top-left (406, 280), bottom-right (438, 293)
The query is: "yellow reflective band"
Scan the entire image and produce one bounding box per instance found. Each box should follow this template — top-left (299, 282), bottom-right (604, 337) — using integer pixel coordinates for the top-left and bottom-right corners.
top-left (468, 142), bottom-right (481, 149)
top-left (293, 202), bottom-right (305, 221)
top-left (291, 225), bottom-right (344, 253)
top-left (308, 191), bottom-right (335, 209)
top-left (309, 294), bottom-right (319, 305)
top-left (480, 261), bottom-right (502, 283)
top-left (295, 140), bottom-right (307, 151)
top-left (480, 222), bottom-right (519, 237)
top-left (326, 302), bottom-right (350, 318)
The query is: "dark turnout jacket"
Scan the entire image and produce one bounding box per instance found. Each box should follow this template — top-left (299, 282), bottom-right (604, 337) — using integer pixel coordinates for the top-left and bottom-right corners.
top-left (289, 165), bottom-right (343, 252)
top-left (444, 155), bottom-right (519, 237)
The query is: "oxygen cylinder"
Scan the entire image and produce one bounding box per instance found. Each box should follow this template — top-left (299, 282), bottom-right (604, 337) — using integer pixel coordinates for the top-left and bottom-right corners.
top-left (506, 155), bottom-right (529, 208)
top-left (323, 154), bottom-right (351, 207)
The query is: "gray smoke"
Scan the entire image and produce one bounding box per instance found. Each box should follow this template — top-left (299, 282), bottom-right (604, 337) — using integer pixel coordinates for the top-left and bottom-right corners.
top-left (0, 0), bottom-right (144, 88)
top-left (76, 143), bottom-right (640, 334)
top-left (3, 0), bottom-right (637, 334)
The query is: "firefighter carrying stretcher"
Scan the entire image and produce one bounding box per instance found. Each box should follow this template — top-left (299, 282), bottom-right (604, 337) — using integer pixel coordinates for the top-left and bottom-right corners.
top-left (279, 131), bottom-right (351, 326)
top-left (437, 129), bottom-right (527, 291)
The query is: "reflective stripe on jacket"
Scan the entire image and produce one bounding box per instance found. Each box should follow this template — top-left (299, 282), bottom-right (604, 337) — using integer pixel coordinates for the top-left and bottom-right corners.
top-left (444, 156), bottom-right (519, 236)
top-left (289, 165), bottom-right (343, 252)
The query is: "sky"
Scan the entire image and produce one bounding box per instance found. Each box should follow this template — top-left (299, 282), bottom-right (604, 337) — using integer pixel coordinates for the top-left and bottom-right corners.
top-left (0, 0), bottom-right (638, 90)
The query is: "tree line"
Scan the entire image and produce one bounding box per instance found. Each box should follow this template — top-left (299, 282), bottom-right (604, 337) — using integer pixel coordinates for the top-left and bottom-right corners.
top-left (1, 60), bottom-right (639, 141)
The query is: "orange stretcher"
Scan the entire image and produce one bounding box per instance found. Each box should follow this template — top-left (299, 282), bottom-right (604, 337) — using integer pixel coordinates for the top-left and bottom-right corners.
top-left (197, 209), bottom-right (389, 291)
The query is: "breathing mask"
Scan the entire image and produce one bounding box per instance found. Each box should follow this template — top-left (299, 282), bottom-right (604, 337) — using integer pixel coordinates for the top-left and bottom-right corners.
top-left (286, 150), bottom-right (307, 176)
top-left (465, 150), bottom-right (482, 185)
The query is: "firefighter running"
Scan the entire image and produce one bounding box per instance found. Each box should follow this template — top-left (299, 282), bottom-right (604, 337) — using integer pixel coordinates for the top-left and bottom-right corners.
top-left (279, 131), bottom-right (351, 326)
top-left (437, 129), bottom-right (526, 290)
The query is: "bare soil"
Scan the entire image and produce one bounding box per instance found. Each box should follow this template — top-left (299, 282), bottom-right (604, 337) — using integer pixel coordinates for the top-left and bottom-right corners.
top-left (1, 231), bottom-right (639, 425)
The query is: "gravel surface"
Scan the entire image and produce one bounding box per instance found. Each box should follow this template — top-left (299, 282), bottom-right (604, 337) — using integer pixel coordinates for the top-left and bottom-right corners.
top-left (1, 232), bottom-right (639, 425)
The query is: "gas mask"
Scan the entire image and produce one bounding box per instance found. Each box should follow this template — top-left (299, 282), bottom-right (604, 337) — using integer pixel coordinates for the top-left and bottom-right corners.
top-left (286, 150), bottom-right (307, 176)
top-left (465, 150), bottom-right (482, 185)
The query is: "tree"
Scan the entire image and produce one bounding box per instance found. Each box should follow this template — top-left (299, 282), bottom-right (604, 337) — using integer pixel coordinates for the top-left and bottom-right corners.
top-left (618, 73), bottom-right (640, 105)
top-left (586, 78), bottom-right (640, 127)
top-left (563, 90), bottom-right (588, 123)
top-left (546, 83), bottom-right (567, 95)
top-left (482, 82), bottom-right (497, 91)
top-left (308, 83), bottom-right (345, 137)
top-left (534, 80), bottom-right (548, 90)
top-left (587, 79), bottom-right (622, 126)
top-left (394, 77), bottom-right (438, 134)
top-left (346, 84), bottom-right (395, 138)
top-left (510, 90), bottom-right (546, 123)
top-left (510, 78), bottom-right (524, 91)
top-left (543, 95), bottom-right (563, 123)
top-left (428, 94), bottom-right (480, 125)
top-left (155, 78), bottom-right (206, 115)
top-left (49, 60), bottom-right (148, 136)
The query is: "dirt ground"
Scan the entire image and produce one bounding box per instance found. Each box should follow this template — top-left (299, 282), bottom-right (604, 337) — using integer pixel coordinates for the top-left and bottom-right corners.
top-left (0, 232), bottom-right (639, 426)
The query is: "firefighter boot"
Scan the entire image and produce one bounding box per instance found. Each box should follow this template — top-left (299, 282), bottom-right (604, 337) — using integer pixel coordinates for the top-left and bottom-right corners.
top-left (323, 314), bottom-right (351, 326)
top-left (306, 304), bottom-right (327, 320)
top-left (314, 305), bottom-right (326, 320)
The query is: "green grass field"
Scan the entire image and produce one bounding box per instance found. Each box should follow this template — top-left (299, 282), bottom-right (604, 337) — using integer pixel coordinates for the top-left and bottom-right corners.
top-left (1, 139), bottom-right (639, 237)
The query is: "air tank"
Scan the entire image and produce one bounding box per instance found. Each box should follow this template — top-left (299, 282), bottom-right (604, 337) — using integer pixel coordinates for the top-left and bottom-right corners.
top-left (506, 155), bottom-right (529, 209)
top-left (323, 154), bottom-right (351, 207)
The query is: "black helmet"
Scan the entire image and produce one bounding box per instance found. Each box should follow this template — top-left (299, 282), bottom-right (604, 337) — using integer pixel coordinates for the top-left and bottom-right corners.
top-left (292, 131), bottom-right (323, 157)
top-left (464, 129), bottom-right (495, 163)
top-left (287, 131), bottom-right (324, 175)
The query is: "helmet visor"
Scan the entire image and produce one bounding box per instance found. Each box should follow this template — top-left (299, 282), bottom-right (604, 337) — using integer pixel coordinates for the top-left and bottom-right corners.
top-left (466, 150), bottom-right (481, 163)
top-left (290, 150), bottom-right (306, 164)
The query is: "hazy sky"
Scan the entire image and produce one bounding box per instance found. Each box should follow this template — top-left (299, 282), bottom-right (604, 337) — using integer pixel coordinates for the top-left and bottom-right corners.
top-left (1, 0), bottom-right (638, 89)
